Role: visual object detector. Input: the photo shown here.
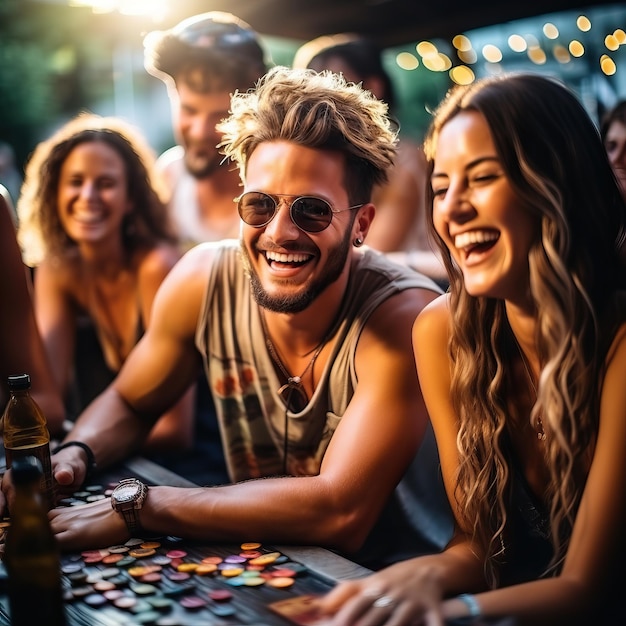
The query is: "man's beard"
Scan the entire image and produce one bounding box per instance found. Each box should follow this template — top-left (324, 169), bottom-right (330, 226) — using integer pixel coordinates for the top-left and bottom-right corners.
top-left (240, 226), bottom-right (353, 314)
top-left (183, 146), bottom-right (223, 179)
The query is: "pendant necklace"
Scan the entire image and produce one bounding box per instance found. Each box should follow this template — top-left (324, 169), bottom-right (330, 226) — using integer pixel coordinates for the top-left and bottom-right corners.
top-left (260, 309), bottom-right (330, 474)
top-left (260, 310), bottom-right (328, 413)
top-left (513, 338), bottom-right (546, 441)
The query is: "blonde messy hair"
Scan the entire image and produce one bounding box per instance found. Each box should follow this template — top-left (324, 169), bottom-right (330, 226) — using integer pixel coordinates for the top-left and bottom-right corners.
top-left (217, 66), bottom-right (398, 205)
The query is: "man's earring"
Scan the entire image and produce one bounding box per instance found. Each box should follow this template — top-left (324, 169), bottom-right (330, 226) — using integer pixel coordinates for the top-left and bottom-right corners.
top-left (353, 237), bottom-right (363, 247)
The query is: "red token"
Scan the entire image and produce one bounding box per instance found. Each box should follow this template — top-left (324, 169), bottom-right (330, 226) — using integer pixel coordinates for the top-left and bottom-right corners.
top-left (240, 550), bottom-right (263, 559)
top-left (208, 589), bottom-right (233, 602)
top-left (272, 568), bottom-right (297, 577)
top-left (166, 549), bottom-right (188, 559)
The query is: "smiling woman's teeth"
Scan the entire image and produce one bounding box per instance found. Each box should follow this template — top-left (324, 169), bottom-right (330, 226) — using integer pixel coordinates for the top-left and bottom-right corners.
top-left (455, 230), bottom-right (499, 250)
top-left (266, 251), bottom-right (309, 263)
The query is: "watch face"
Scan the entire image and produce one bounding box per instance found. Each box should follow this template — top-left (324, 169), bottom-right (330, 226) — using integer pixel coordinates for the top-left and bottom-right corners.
top-left (114, 484), bottom-right (138, 503)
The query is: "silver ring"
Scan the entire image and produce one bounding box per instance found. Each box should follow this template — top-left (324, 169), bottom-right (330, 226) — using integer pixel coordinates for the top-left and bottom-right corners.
top-left (372, 595), bottom-right (395, 609)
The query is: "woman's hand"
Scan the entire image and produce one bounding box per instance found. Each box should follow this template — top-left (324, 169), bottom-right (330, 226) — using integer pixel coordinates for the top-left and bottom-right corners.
top-left (49, 497), bottom-right (128, 551)
top-left (319, 559), bottom-right (446, 626)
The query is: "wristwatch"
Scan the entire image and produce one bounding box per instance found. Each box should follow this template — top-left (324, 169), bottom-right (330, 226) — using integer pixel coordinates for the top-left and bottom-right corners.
top-left (110, 478), bottom-right (149, 534)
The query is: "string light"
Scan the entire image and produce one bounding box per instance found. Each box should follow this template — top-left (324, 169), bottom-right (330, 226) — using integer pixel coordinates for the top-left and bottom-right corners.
top-left (393, 6), bottom-right (624, 87)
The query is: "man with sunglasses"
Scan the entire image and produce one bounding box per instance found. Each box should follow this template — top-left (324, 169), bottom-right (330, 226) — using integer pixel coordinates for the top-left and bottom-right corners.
top-left (143, 11), bottom-right (267, 249)
top-left (21, 67), bottom-right (448, 570)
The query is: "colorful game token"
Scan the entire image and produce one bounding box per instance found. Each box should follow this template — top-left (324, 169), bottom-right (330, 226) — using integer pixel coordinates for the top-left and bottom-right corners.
top-left (209, 603), bottom-right (237, 617)
top-left (200, 555), bottom-right (223, 565)
top-left (83, 593), bottom-right (108, 607)
top-left (271, 567), bottom-right (297, 578)
top-left (103, 589), bottom-right (126, 601)
top-left (267, 576), bottom-right (295, 588)
top-left (248, 552), bottom-right (280, 566)
top-left (208, 589), bottom-right (233, 602)
top-left (93, 580), bottom-right (116, 592)
top-left (221, 567), bottom-right (245, 577)
top-left (165, 549), bottom-right (187, 559)
top-left (113, 596), bottom-right (138, 610)
top-left (129, 547), bottom-right (156, 558)
top-left (176, 562), bottom-right (199, 573)
top-left (102, 553), bottom-right (124, 564)
top-left (107, 544), bottom-right (130, 554)
top-left (179, 595), bottom-right (207, 610)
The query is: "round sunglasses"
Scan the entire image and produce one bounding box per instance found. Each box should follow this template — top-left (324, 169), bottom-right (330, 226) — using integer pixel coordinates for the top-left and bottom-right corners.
top-left (237, 191), bottom-right (364, 233)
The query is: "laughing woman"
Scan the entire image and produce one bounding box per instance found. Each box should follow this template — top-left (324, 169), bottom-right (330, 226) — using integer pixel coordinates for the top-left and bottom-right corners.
top-left (17, 113), bottom-right (194, 453)
top-left (320, 74), bottom-right (626, 625)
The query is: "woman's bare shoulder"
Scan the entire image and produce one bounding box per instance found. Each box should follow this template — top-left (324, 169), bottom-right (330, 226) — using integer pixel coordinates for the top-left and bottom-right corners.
top-left (413, 293), bottom-right (450, 336)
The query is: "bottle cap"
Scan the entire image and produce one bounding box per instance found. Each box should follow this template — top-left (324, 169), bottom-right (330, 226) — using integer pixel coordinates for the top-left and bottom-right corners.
top-left (7, 373), bottom-right (31, 391)
top-left (11, 456), bottom-right (43, 486)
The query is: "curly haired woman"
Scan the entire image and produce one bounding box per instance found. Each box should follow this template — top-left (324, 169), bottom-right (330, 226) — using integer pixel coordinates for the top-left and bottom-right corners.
top-left (321, 74), bottom-right (626, 625)
top-left (17, 113), bottom-right (194, 452)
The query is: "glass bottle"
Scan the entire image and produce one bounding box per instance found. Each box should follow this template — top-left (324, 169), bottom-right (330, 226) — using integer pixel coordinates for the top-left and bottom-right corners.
top-left (2, 373), bottom-right (55, 510)
top-left (3, 456), bottom-right (66, 626)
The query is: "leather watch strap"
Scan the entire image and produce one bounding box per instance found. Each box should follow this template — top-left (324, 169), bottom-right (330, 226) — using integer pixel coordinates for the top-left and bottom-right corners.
top-left (121, 506), bottom-right (141, 534)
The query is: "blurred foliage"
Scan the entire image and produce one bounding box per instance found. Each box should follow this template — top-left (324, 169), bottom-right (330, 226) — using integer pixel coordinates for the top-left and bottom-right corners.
top-left (0, 0), bottom-right (121, 171)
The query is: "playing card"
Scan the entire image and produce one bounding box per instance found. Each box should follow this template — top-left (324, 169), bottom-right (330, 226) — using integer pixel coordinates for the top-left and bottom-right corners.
top-left (268, 594), bottom-right (333, 625)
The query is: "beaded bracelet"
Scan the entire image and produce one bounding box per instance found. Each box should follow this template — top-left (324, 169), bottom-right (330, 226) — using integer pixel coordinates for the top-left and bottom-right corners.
top-left (457, 594), bottom-right (481, 619)
top-left (52, 440), bottom-right (97, 482)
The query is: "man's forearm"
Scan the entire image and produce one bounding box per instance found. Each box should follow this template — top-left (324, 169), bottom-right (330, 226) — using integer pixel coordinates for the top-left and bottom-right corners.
top-left (63, 385), bottom-right (154, 468)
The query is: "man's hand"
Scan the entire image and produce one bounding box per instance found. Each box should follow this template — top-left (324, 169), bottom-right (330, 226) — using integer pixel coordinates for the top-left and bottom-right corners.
top-left (49, 497), bottom-right (129, 551)
top-left (52, 446), bottom-right (90, 499)
top-left (0, 468), bottom-right (14, 517)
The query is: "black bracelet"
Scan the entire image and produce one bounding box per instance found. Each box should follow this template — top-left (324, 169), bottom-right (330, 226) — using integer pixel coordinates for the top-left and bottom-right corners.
top-left (52, 440), bottom-right (97, 481)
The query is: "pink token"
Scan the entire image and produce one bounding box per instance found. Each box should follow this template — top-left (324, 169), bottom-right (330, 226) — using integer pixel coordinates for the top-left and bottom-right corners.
top-left (180, 595), bottom-right (207, 609)
top-left (208, 589), bottom-right (233, 602)
top-left (166, 549), bottom-right (187, 559)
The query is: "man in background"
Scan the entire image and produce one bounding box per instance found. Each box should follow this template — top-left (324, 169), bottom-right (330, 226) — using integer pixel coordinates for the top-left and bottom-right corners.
top-left (144, 11), bottom-right (267, 249)
top-left (142, 12), bottom-right (268, 484)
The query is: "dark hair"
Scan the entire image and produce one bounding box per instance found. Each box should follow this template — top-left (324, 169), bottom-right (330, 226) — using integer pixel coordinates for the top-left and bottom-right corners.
top-left (144, 11), bottom-right (267, 93)
top-left (600, 100), bottom-right (626, 142)
top-left (294, 34), bottom-right (395, 110)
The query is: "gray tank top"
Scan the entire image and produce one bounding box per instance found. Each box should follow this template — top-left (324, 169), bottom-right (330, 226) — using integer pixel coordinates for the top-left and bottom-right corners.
top-left (194, 240), bottom-right (440, 483)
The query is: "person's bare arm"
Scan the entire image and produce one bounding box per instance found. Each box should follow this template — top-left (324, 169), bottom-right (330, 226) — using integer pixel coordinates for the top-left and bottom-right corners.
top-left (33, 261), bottom-right (77, 400)
top-left (320, 295), bottom-right (485, 625)
top-left (51, 282), bottom-right (439, 553)
top-left (135, 244), bottom-right (196, 453)
top-left (449, 322), bottom-right (626, 625)
top-left (0, 195), bottom-right (65, 435)
top-left (51, 246), bottom-right (210, 491)
top-left (324, 301), bottom-right (626, 625)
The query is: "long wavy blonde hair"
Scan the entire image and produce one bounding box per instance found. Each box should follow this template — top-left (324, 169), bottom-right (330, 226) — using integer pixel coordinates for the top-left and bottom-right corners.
top-left (424, 74), bottom-right (626, 586)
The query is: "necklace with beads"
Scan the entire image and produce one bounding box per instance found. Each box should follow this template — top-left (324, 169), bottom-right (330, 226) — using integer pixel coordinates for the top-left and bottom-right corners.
top-left (513, 338), bottom-right (546, 442)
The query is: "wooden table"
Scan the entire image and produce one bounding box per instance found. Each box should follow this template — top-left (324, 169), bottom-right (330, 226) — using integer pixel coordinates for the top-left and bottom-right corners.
top-left (125, 456), bottom-right (373, 584)
top-left (0, 455), bottom-right (372, 625)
